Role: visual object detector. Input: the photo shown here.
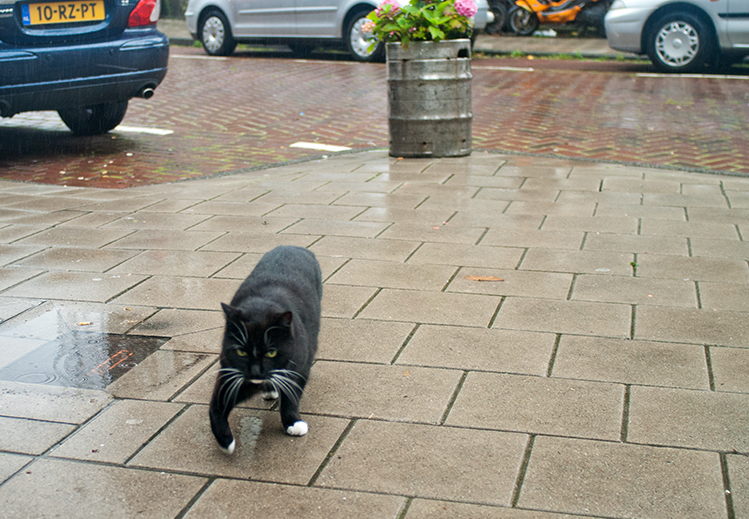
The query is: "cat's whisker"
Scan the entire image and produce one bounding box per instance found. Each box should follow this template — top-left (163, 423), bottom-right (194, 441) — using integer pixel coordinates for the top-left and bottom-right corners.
top-left (268, 373), bottom-right (302, 407)
top-left (223, 377), bottom-right (244, 409)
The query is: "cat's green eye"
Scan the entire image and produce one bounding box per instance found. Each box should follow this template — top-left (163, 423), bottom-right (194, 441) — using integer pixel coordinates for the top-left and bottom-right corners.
top-left (265, 350), bottom-right (278, 358)
top-left (236, 350), bottom-right (248, 357)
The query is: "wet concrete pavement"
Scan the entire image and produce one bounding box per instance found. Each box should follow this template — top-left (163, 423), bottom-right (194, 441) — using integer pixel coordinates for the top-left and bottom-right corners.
top-left (1, 149), bottom-right (749, 518)
top-left (1, 22), bottom-right (749, 519)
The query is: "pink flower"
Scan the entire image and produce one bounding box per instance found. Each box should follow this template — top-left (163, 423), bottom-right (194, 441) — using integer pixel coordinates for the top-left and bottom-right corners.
top-left (454, 0), bottom-right (477, 18)
top-left (376, 0), bottom-right (401, 18)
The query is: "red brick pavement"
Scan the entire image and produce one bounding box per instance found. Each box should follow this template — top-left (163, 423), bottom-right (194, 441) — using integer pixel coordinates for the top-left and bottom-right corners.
top-left (1, 47), bottom-right (747, 188)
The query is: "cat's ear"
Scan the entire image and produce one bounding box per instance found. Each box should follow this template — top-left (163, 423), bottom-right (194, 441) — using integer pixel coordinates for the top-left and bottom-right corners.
top-left (279, 311), bottom-right (292, 327)
top-left (221, 303), bottom-right (240, 321)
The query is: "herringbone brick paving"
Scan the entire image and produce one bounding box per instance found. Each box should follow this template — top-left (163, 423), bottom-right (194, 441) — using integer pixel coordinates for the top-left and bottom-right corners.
top-left (0, 47), bottom-right (747, 188)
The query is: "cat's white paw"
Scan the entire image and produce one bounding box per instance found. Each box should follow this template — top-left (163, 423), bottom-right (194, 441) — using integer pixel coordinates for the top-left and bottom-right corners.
top-left (262, 389), bottom-right (279, 400)
top-left (220, 439), bottom-right (236, 455)
top-left (285, 421), bottom-right (308, 436)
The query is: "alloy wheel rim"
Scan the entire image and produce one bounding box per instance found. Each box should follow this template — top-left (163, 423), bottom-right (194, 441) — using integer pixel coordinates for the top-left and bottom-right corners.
top-left (203, 17), bottom-right (225, 53)
top-left (350, 18), bottom-right (376, 58)
top-left (656, 22), bottom-right (699, 66)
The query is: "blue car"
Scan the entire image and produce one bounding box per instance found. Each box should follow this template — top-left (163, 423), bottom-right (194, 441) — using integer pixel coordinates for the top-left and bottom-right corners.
top-left (0, 0), bottom-right (169, 135)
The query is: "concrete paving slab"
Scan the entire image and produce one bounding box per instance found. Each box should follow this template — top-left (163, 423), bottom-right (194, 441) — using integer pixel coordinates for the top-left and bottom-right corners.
top-left (635, 254), bottom-right (749, 283)
top-left (0, 416), bottom-right (75, 455)
top-left (518, 249), bottom-right (634, 276)
top-left (184, 479), bottom-right (406, 519)
top-left (493, 297), bottom-right (631, 338)
top-left (446, 372), bottom-right (624, 441)
top-left (553, 336), bottom-right (710, 390)
top-left (51, 400), bottom-right (184, 463)
top-left (627, 386), bottom-right (749, 451)
top-left (0, 454), bottom-right (31, 485)
top-left (405, 499), bottom-right (590, 518)
top-left (316, 420), bottom-right (528, 506)
top-left (518, 436), bottom-right (726, 518)
top-left (0, 380), bottom-right (112, 423)
top-left (302, 361), bottom-right (463, 423)
top-left (317, 318), bottom-right (414, 364)
top-left (0, 458), bottom-right (207, 519)
top-left (11, 247), bottom-right (138, 272)
top-left (407, 242), bottom-right (525, 269)
top-left (728, 455), bottom-right (749, 519)
top-left (711, 347), bottom-right (749, 393)
top-left (130, 405), bottom-right (349, 484)
top-left (110, 276), bottom-right (237, 310)
top-left (635, 306), bottom-right (749, 347)
top-left (327, 259), bottom-right (457, 291)
top-left (396, 325), bottom-right (555, 375)
top-left (358, 288), bottom-right (500, 327)
top-left (107, 351), bottom-right (215, 401)
top-left (570, 274), bottom-right (698, 307)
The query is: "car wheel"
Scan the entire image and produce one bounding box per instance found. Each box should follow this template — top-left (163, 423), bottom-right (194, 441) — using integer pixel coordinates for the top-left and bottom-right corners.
top-left (345, 10), bottom-right (383, 62)
top-left (509, 7), bottom-right (539, 36)
top-left (647, 12), bottom-right (714, 73)
top-left (58, 101), bottom-right (128, 136)
top-left (199, 9), bottom-right (236, 56)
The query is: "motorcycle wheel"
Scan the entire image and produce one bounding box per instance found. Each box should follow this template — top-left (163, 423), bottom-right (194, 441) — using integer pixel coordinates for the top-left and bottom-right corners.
top-left (509, 6), bottom-right (539, 36)
top-left (486, 1), bottom-right (508, 34)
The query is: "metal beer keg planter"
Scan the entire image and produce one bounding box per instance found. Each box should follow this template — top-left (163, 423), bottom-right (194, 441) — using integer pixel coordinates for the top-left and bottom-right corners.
top-left (386, 38), bottom-right (472, 158)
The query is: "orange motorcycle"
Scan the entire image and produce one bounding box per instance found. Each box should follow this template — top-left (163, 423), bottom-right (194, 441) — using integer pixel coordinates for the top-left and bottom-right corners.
top-left (509, 0), bottom-right (611, 36)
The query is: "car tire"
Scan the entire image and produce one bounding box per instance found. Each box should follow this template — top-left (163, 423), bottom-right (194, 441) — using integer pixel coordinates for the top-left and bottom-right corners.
top-left (646, 12), bottom-right (714, 73)
top-left (199, 9), bottom-right (236, 56)
top-left (58, 101), bottom-right (128, 136)
top-left (509, 6), bottom-right (539, 36)
top-left (345, 9), bottom-right (384, 62)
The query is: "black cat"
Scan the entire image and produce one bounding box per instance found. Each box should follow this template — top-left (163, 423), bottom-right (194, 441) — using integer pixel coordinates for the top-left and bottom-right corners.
top-left (209, 246), bottom-right (322, 454)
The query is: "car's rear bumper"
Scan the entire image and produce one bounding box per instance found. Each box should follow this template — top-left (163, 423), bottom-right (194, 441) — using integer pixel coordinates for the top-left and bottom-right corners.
top-left (0, 28), bottom-right (168, 116)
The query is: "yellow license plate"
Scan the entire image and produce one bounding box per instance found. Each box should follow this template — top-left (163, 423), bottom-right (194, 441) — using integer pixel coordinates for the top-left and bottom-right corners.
top-left (22, 0), bottom-right (105, 25)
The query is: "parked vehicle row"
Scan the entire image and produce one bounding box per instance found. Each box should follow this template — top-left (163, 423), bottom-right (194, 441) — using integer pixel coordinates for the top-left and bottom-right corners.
top-left (184, 0), bottom-right (494, 61)
top-left (0, 0), bottom-right (169, 135)
top-left (486, 0), bottom-right (610, 36)
top-left (604, 0), bottom-right (749, 73)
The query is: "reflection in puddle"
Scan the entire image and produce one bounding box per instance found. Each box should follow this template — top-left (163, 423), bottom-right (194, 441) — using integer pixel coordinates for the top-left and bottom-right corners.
top-left (0, 303), bottom-right (167, 390)
top-left (0, 331), bottom-right (167, 389)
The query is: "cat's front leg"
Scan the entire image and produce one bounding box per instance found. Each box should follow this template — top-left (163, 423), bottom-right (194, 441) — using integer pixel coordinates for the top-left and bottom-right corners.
top-left (279, 389), bottom-right (307, 436)
top-left (209, 379), bottom-right (236, 454)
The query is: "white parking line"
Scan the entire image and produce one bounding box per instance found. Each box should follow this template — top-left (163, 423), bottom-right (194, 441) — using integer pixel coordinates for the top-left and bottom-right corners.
top-left (637, 73), bottom-right (748, 80)
top-left (115, 126), bottom-right (174, 135)
top-left (171, 54), bottom-right (229, 60)
top-left (473, 66), bottom-right (535, 72)
top-left (290, 142), bottom-right (351, 152)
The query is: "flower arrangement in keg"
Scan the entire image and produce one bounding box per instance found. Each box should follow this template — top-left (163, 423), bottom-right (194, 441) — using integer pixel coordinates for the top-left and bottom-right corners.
top-left (364, 0), bottom-right (478, 48)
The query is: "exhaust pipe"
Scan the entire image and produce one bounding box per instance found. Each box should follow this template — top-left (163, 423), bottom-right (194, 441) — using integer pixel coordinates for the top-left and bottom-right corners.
top-left (138, 87), bottom-right (155, 99)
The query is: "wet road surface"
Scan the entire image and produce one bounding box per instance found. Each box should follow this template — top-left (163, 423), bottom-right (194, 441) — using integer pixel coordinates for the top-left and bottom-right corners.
top-left (1, 47), bottom-right (747, 188)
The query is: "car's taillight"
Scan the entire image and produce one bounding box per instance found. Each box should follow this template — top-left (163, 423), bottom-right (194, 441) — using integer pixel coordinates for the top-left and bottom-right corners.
top-left (127, 0), bottom-right (160, 27)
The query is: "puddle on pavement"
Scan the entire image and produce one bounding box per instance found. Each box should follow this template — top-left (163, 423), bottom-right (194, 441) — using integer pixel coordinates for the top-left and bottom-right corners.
top-left (0, 331), bottom-right (168, 389)
top-left (0, 303), bottom-right (168, 390)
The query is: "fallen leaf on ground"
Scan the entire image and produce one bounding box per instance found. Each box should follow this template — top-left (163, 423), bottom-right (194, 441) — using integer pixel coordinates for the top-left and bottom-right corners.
top-left (465, 275), bottom-right (505, 282)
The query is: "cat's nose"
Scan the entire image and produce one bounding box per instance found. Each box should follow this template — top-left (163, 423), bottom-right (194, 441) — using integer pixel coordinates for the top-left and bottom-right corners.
top-left (250, 364), bottom-right (263, 379)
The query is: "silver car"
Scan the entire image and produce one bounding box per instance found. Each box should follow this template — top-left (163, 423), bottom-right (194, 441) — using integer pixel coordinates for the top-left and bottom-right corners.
top-left (184, 0), bottom-right (493, 61)
top-left (605, 0), bottom-right (749, 72)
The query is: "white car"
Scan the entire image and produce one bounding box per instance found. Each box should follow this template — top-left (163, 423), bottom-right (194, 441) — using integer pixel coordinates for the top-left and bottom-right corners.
top-left (184, 0), bottom-right (493, 61)
top-left (605, 0), bottom-right (749, 72)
